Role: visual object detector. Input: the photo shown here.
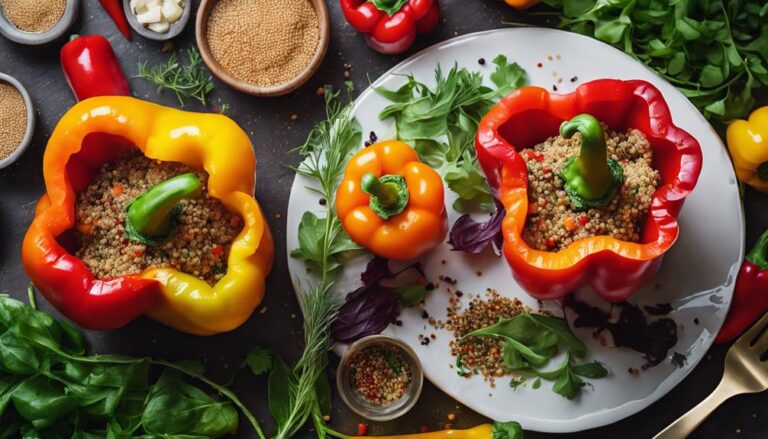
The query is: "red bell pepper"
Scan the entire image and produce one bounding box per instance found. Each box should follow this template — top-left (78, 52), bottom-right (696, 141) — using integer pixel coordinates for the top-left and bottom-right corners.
top-left (61, 35), bottom-right (131, 101)
top-left (98, 0), bottom-right (132, 40)
top-left (475, 79), bottom-right (703, 302)
top-left (340, 0), bottom-right (440, 55)
top-left (716, 230), bottom-right (768, 343)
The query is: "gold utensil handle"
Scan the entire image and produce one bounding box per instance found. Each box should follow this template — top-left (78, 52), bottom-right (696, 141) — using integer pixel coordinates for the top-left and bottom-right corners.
top-left (653, 379), bottom-right (738, 439)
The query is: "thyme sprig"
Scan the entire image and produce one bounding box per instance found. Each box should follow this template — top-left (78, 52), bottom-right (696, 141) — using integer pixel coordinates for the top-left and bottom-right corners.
top-left (136, 48), bottom-right (215, 107)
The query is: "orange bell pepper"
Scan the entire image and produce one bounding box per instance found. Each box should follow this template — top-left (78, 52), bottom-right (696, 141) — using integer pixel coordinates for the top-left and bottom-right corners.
top-left (504, 0), bottom-right (539, 9)
top-left (336, 140), bottom-right (447, 260)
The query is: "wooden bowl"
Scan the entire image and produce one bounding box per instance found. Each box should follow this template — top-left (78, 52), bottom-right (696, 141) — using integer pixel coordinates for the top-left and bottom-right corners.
top-left (123, 0), bottom-right (193, 41)
top-left (195, 0), bottom-right (329, 97)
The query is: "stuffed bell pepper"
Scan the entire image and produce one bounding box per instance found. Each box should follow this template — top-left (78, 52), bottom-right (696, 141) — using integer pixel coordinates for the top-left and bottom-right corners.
top-left (475, 79), bottom-right (702, 301)
top-left (22, 97), bottom-right (274, 335)
top-left (336, 140), bottom-right (447, 260)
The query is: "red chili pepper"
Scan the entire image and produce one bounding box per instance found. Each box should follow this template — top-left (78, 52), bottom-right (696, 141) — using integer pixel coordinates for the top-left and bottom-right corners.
top-left (339, 0), bottom-right (440, 55)
top-left (212, 245), bottom-right (223, 256)
top-left (61, 35), bottom-right (131, 101)
top-left (98, 0), bottom-right (132, 40)
top-left (357, 423), bottom-right (368, 436)
top-left (716, 230), bottom-right (768, 343)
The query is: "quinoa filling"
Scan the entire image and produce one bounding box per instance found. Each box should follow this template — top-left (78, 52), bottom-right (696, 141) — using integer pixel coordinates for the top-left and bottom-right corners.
top-left (74, 151), bottom-right (242, 284)
top-left (348, 344), bottom-right (413, 406)
top-left (521, 126), bottom-right (660, 252)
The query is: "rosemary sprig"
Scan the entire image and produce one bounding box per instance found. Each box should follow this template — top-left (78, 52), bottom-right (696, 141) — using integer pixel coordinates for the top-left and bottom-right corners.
top-left (136, 48), bottom-right (215, 107)
top-left (277, 84), bottom-right (361, 439)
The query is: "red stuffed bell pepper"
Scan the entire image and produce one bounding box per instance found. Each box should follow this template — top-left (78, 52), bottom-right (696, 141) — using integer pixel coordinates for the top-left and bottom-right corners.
top-left (475, 79), bottom-right (703, 302)
top-left (340, 0), bottom-right (440, 54)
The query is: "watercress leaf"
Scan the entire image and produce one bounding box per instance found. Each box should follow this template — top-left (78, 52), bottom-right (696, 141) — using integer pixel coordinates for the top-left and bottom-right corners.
top-left (491, 421), bottom-right (523, 439)
top-left (528, 314), bottom-right (587, 358)
top-left (245, 346), bottom-right (273, 376)
top-left (571, 361), bottom-right (609, 378)
top-left (443, 161), bottom-right (494, 213)
top-left (268, 355), bottom-right (298, 432)
top-left (396, 284), bottom-right (429, 308)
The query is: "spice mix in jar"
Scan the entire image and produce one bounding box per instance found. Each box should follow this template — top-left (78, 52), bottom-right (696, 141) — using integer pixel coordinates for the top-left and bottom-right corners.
top-left (206, 0), bottom-right (320, 87)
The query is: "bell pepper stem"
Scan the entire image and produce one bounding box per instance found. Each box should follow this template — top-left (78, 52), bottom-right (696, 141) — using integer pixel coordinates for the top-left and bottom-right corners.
top-left (361, 172), bottom-right (409, 220)
top-left (746, 229), bottom-right (768, 269)
top-left (125, 173), bottom-right (202, 244)
top-left (558, 114), bottom-right (623, 211)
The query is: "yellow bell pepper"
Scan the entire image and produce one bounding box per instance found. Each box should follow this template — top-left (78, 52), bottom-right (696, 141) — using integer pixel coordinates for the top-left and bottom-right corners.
top-left (727, 106), bottom-right (768, 193)
top-left (21, 96), bottom-right (273, 335)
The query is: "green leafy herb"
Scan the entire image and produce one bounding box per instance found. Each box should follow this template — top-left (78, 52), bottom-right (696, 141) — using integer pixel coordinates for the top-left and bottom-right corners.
top-left (531, 377), bottom-right (542, 389)
top-left (466, 313), bottom-right (606, 399)
top-left (245, 346), bottom-right (273, 376)
top-left (509, 376), bottom-right (526, 390)
top-left (376, 55), bottom-right (527, 212)
top-left (543, 0), bottom-right (768, 122)
top-left (396, 283), bottom-right (430, 307)
top-left (0, 294), bottom-right (262, 438)
top-left (284, 85), bottom-right (363, 439)
top-left (491, 421), bottom-right (524, 439)
top-left (137, 48), bottom-right (215, 107)
top-left (456, 355), bottom-right (469, 377)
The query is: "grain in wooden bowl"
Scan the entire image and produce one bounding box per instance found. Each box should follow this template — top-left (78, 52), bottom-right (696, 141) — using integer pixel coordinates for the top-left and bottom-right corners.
top-left (196, 0), bottom-right (329, 97)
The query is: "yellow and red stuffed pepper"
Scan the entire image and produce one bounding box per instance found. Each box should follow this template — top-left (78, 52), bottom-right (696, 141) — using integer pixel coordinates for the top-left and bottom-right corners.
top-left (22, 97), bottom-right (273, 335)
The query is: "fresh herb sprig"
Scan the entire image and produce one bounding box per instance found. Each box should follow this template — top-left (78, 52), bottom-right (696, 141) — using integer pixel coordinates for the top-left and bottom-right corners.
top-left (465, 313), bottom-right (608, 399)
top-left (137, 48), bottom-right (215, 107)
top-left (543, 0), bottom-right (768, 122)
top-left (280, 84), bottom-right (362, 439)
top-left (0, 291), bottom-right (264, 438)
top-left (375, 55), bottom-right (527, 212)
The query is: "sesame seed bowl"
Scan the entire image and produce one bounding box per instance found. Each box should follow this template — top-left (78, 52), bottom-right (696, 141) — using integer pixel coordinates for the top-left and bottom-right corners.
top-left (195, 0), bottom-right (330, 97)
top-left (0, 72), bottom-right (35, 170)
top-left (336, 335), bottom-right (424, 421)
top-left (0, 0), bottom-right (79, 45)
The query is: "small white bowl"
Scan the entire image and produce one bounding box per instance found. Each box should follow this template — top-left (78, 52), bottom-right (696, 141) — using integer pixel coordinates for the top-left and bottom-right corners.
top-left (0, 73), bottom-right (35, 169)
top-left (0, 0), bottom-right (79, 45)
top-left (123, 0), bottom-right (192, 41)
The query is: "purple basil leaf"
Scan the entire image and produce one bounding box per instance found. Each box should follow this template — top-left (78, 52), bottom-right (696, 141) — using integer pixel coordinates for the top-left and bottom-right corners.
top-left (448, 197), bottom-right (505, 254)
top-left (360, 256), bottom-right (392, 285)
top-left (331, 285), bottom-right (399, 343)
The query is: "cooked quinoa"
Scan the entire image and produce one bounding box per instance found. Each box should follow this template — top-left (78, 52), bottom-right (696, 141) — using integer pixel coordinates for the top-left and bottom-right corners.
top-left (348, 344), bottom-right (412, 406)
top-left (446, 290), bottom-right (532, 382)
top-left (74, 151), bottom-right (242, 284)
top-left (521, 127), bottom-right (660, 252)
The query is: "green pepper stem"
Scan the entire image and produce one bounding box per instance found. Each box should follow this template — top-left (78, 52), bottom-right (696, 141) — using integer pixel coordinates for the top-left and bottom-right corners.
top-left (361, 172), bottom-right (398, 207)
top-left (746, 229), bottom-right (768, 270)
top-left (560, 114), bottom-right (616, 201)
top-left (125, 173), bottom-right (202, 243)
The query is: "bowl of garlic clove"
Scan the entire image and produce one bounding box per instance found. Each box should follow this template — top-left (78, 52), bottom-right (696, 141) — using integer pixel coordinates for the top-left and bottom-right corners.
top-left (123, 0), bottom-right (191, 41)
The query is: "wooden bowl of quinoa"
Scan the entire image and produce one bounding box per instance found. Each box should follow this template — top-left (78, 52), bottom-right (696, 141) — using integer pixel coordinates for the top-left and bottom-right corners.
top-left (0, 72), bottom-right (34, 169)
top-left (0, 0), bottom-right (79, 45)
top-left (195, 0), bottom-right (329, 97)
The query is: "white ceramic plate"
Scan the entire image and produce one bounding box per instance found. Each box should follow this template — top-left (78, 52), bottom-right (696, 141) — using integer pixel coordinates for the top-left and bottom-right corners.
top-left (287, 28), bottom-right (744, 433)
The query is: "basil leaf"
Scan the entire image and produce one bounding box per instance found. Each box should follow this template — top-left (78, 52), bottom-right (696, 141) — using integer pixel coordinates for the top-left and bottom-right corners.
top-left (552, 367), bottom-right (585, 400)
top-left (268, 355), bottom-right (298, 432)
top-left (528, 314), bottom-right (587, 358)
top-left (396, 283), bottom-right (429, 307)
top-left (531, 377), bottom-right (542, 389)
top-left (291, 212), bottom-right (361, 276)
top-left (11, 376), bottom-right (79, 429)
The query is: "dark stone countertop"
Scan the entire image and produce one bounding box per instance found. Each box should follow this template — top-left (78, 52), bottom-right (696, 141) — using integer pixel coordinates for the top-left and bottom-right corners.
top-left (0, 1), bottom-right (766, 438)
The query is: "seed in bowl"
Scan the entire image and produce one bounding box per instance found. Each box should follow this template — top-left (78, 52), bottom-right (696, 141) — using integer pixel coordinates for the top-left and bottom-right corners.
top-left (0, 81), bottom-right (27, 161)
top-left (348, 344), bottom-right (413, 407)
top-left (206, 0), bottom-right (320, 87)
top-left (1, 0), bottom-right (66, 33)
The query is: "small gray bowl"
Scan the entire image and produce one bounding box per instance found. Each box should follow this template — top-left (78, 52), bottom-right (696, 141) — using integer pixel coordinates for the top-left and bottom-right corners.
top-left (337, 335), bottom-right (424, 421)
top-left (0, 73), bottom-right (35, 169)
top-left (123, 0), bottom-right (191, 41)
top-left (0, 0), bottom-right (79, 45)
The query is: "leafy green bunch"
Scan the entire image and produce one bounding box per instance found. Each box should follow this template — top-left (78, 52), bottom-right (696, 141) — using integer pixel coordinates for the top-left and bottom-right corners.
top-left (375, 55), bottom-right (528, 212)
top-left (0, 293), bottom-right (250, 439)
top-left (464, 313), bottom-right (608, 399)
top-left (543, 0), bottom-right (768, 121)
top-left (137, 48), bottom-right (215, 107)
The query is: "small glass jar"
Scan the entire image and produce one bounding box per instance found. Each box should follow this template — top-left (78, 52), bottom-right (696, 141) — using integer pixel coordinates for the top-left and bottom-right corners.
top-left (336, 335), bottom-right (424, 421)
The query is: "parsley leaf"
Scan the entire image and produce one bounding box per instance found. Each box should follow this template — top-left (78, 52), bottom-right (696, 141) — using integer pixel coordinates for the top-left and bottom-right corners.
top-left (245, 347), bottom-right (273, 376)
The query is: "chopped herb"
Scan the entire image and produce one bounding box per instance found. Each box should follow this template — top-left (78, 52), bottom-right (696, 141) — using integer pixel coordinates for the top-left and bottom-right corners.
top-left (136, 48), bottom-right (215, 107)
